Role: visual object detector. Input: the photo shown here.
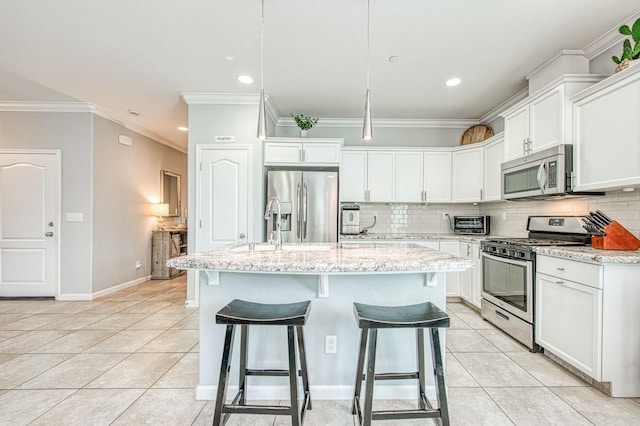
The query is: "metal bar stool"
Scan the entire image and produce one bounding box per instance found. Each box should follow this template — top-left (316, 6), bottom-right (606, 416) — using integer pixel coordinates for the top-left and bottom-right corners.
top-left (212, 299), bottom-right (312, 426)
top-left (351, 301), bottom-right (450, 426)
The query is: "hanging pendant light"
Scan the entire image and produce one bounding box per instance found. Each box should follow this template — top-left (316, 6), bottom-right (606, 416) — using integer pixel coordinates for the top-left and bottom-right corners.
top-left (362, 0), bottom-right (373, 140)
top-left (257, 0), bottom-right (267, 140)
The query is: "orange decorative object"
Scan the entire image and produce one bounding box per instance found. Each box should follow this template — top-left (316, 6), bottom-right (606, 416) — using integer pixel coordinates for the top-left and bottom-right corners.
top-left (591, 221), bottom-right (640, 250)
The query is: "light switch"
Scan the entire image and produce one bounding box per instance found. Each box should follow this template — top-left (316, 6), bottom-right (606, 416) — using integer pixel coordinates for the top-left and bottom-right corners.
top-left (66, 213), bottom-right (83, 222)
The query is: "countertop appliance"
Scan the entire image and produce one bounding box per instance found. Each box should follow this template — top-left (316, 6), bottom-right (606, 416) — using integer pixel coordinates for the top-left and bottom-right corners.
top-left (480, 216), bottom-right (590, 351)
top-left (453, 215), bottom-right (490, 235)
top-left (266, 170), bottom-right (338, 243)
top-left (340, 204), bottom-right (360, 235)
top-left (501, 144), bottom-right (604, 201)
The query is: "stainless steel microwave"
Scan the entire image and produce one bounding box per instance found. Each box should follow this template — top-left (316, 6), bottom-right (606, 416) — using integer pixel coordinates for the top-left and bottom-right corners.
top-left (501, 144), bottom-right (603, 201)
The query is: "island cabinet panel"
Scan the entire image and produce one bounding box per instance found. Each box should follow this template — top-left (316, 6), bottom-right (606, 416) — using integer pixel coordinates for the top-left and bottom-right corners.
top-left (460, 241), bottom-right (482, 309)
top-left (572, 66), bottom-right (640, 191)
top-left (439, 241), bottom-right (461, 297)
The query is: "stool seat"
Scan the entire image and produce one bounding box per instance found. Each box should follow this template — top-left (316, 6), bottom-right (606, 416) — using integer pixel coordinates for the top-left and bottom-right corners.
top-left (352, 301), bottom-right (450, 425)
top-left (213, 299), bottom-right (312, 426)
top-left (217, 299), bottom-right (311, 326)
top-left (353, 301), bottom-right (450, 329)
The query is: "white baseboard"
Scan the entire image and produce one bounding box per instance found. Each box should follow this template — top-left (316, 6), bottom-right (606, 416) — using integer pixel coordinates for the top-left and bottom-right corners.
top-left (57, 293), bottom-right (92, 301)
top-left (89, 275), bottom-right (151, 300)
top-left (195, 384), bottom-right (436, 401)
top-left (184, 300), bottom-right (198, 308)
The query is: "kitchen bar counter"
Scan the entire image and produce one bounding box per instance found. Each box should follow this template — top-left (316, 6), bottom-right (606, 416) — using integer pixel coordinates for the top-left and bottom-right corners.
top-left (169, 242), bottom-right (472, 402)
top-left (167, 242), bottom-right (473, 273)
top-left (533, 246), bottom-right (640, 264)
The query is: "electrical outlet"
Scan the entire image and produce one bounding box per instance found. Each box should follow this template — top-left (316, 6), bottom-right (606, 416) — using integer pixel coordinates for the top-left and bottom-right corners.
top-left (135, 261), bottom-right (142, 269)
top-left (325, 335), bottom-right (337, 354)
top-left (443, 213), bottom-right (448, 220)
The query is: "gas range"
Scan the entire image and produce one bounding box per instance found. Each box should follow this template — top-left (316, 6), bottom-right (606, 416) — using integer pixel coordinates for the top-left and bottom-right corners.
top-left (480, 216), bottom-right (591, 352)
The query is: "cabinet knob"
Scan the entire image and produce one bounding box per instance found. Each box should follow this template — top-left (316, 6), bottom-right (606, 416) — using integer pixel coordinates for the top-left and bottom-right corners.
top-left (45, 232), bottom-right (54, 237)
top-left (239, 233), bottom-right (246, 239)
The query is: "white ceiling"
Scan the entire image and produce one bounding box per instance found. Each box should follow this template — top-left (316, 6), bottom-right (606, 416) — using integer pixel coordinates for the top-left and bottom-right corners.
top-left (0, 1), bottom-right (638, 150)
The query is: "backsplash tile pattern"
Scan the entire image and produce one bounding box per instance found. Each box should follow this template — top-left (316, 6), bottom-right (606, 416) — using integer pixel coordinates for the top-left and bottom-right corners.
top-left (351, 189), bottom-right (640, 238)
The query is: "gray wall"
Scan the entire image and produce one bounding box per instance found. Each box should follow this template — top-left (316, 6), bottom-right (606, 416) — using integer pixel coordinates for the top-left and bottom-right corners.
top-left (276, 124), bottom-right (467, 147)
top-left (92, 115), bottom-right (187, 293)
top-left (0, 111), bottom-right (93, 296)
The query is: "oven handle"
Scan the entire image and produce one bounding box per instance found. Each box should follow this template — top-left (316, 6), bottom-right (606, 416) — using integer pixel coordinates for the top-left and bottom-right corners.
top-left (481, 251), bottom-right (532, 268)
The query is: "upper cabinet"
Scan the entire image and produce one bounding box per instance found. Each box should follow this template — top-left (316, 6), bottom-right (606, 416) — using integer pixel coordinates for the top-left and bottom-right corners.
top-left (264, 137), bottom-right (343, 166)
top-left (452, 146), bottom-right (484, 202)
top-left (502, 76), bottom-right (605, 162)
top-left (339, 150), bottom-right (394, 202)
top-left (340, 151), bottom-right (367, 202)
top-left (395, 151), bottom-right (452, 203)
top-left (482, 134), bottom-right (504, 202)
top-left (572, 66), bottom-right (640, 192)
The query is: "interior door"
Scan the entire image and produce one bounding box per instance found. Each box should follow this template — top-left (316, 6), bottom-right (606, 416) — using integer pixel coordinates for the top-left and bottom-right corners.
top-left (0, 151), bottom-right (59, 297)
top-left (198, 148), bottom-right (249, 251)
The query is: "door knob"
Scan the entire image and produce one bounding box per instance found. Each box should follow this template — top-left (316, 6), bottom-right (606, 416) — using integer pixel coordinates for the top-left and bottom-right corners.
top-left (45, 232), bottom-right (54, 237)
top-left (48, 222), bottom-right (54, 227)
top-left (239, 233), bottom-right (246, 239)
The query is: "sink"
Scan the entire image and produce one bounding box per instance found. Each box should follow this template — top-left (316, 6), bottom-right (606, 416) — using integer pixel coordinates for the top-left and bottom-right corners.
top-left (230, 244), bottom-right (331, 253)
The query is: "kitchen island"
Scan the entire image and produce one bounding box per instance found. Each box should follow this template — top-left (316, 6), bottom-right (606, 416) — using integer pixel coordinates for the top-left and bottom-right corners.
top-left (168, 242), bottom-right (473, 401)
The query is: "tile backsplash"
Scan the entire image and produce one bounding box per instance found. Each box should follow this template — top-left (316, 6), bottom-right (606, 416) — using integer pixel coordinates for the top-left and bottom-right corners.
top-left (351, 189), bottom-right (640, 238)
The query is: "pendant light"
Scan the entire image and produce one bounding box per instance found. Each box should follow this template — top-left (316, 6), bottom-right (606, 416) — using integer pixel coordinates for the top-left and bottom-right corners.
top-left (256, 0), bottom-right (267, 140)
top-left (362, 0), bottom-right (373, 140)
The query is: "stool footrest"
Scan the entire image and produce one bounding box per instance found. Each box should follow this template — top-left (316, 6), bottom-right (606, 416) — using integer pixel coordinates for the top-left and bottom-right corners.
top-left (245, 368), bottom-right (304, 377)
top-left (372, 409), bottom-right (442, 420)
top-left (374, 371), bottom-right (419, 381)
top-left (223, 404), bottom-right (292, 416)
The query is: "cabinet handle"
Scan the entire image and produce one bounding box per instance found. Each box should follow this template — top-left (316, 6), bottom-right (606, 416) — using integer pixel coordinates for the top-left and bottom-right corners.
top-left (495, 310), bottom-right (510, 321)
top-left (302, 149), bottom-right (306, 162)
top-left (556, 267), bottom-right (565, 271)
top-left (555, 281), bottom-right (565, 285)
top-left (480, 189), bottom-right (483, 200)
top-left (523, 139), bottom-right (527, 156)
top-left (422, 190), bottom-right (426, 202)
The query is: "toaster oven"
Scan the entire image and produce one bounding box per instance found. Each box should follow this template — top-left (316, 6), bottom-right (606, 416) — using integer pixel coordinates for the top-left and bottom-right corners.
top-left (453, 215), bottom-right (490, 235)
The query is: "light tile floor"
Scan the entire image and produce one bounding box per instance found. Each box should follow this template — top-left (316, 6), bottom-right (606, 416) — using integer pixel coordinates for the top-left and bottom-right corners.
top-left (1, 276), bottom-right (639, 425)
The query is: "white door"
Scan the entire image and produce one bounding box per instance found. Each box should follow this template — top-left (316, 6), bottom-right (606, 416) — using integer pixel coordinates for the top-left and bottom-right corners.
top-left (198, 147), bottom-right (250, 251)
top-left (395, 151), bottom-right (423, 202)
top-left (0, 151), bottom-right (59, 297)
top-left (424, 152), bottom-right (452, 202)
top-left (451, 147), bottom-right (483, 202)
top-left (367, 151), bottom-right (395, 202)
top-left (339, 151), bottom-right (367, 202)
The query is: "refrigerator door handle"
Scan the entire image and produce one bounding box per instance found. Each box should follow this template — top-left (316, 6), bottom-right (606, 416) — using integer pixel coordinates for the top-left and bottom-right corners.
top-left (296, 182), bottom-right (302, 240)
top-left (302, 182), bottom-right (308, 240)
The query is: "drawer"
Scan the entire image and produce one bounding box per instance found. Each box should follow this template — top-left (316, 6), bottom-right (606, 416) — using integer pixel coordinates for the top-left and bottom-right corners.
top-left (537, 255), bottom-right (602, 289)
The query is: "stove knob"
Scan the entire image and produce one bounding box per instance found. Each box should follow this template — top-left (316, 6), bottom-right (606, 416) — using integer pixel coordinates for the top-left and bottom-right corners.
top-left (508, 250), bottom-right (515, 257)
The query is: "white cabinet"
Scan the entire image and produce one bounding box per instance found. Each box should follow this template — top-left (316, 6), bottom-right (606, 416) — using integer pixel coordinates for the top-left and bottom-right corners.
top-left (340, 151), bottom-right (367, 202)
top-left (502, 76), bottom-right (604, 162)
top-left (452, 147), bottom-right (483, 202)
top-left (572, 66), bottom-right (640, 191)
top-left (424, 152), bottom-right (452, 202)
top-left (460, 242), bottom-right (482, 308)
top-left (367, 151), bottom-right (395, 202)
top-left (439, 241), bottom-right (461, 297)
top-left (482, 135), bottom-right (504, 201)
top-left (264, 138), bottom-right (342, 166)
top-left (395, 151), bottom-right (452, 203)
top-left (536, 260), bottom-right (602, 379)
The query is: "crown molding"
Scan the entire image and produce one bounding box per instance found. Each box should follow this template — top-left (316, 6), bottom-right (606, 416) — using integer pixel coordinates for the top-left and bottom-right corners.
top-left (180, 92), bottom-right (279, 125)
top-left (479, 87), bottom-right (529, 124)
top-left (583, 10), bottom-right (640, 60)
top-left (0, 101), bottom-right (96, 113)
top-left (92, 107), bottom-right (187, 154)
top-left (277, 117), bottom-right (479, 129)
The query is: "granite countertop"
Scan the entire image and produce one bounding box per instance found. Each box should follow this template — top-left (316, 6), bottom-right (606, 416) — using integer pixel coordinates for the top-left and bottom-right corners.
top-left (339, 233), bottom-right (491, 243)
top-left (167, 242), bottom-right (473, 273)
top-left (534, 246), bottom-right (640, 264)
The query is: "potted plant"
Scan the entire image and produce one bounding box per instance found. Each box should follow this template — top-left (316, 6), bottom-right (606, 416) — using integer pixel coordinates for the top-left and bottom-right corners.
top-left (612, 17), bottom-right (640, 73)
top-left (291, 114), bottom-right (319, 137)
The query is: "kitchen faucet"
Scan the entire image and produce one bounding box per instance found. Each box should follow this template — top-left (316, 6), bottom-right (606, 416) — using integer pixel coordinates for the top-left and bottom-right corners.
top-left (264, 196), bottom-right (282, 249)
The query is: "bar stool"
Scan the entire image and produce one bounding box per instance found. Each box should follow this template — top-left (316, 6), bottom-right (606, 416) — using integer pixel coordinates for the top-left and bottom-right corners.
top-left (351, 301), bottom-right (450, 426)
top-left (212, 299), bottom-right (312, 426)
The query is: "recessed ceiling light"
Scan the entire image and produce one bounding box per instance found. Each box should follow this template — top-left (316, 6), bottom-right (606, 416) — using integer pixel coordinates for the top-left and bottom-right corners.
top-left (445, 78), bottom-right (462, 87)
top-left (177, 126), bottom-right (188, 132)
top-left (388, 55), bottom-right (399, 62)
top-left (128, 109), bottom-right (140, 116)
top-left (237, 75), bottom-right (254, 84)
top-left (224, 55), bottom-right (235, 61)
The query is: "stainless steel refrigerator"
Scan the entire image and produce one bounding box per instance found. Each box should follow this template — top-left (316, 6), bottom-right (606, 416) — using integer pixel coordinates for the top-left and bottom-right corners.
top-left (266, 170), bottom-right (338, 243)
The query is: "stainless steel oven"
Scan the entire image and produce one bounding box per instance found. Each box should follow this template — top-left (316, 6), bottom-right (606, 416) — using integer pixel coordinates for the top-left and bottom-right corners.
top-left (481, 249), bottom-right (535, 350)
top-left (480, 216), bottom-right (591, 352)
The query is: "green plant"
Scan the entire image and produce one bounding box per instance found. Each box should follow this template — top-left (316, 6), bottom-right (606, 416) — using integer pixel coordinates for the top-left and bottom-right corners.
top-left (291, 114), bottom-right (319, 131)
top-left (612, 17), bottom-right (640, 64)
